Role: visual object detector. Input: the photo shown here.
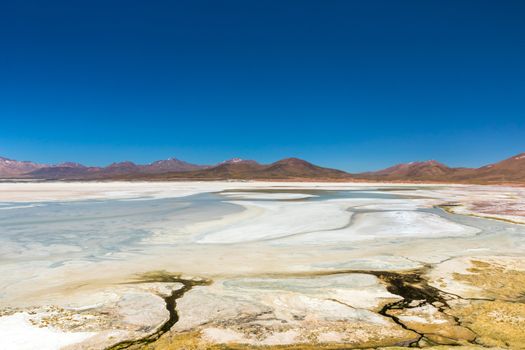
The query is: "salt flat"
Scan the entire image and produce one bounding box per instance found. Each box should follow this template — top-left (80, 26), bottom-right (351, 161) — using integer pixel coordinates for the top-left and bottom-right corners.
top-left (0, 181), bottom-right (524, 349)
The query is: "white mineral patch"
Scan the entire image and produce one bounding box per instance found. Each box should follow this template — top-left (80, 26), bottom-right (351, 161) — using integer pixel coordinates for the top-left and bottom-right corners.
top-left (221, 274), bottom-right (400, 309)
top-left (175, 274), bottom-right (398, 334)
top-left (116, 292), bottom-right (169, 328)
top-left (174, 274), bottom-right (410, 346)
top-left (202, 327), bottom-right (247, 343)
top-left (396, 304), bottom-right (448, 325)
top-left (317, 331), bottom-right (344, 342)
top-left (196, 200), bottom-right (352, 243)
top-left (136, 282), bottom-right (185, 298)
top-left (259, 330), bottom-right (300, 345)
top-left (278, 210), bottom-right (478, 245)
top-left (220, 192), bottom-right (318, 200)
top-left (349, 211), bottom-right (479, 238)
top-left (0, 312), bottom-right (95, 350)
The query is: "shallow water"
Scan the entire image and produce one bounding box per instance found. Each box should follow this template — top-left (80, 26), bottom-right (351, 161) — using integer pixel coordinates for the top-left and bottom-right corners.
top-left (0, 189), bottom-right (410, 262)
top-left (1, 187), bottom-right (524, 262)
top-left (1, 186), bottom-right (524, 307)
top-left (0, 193), bottom-right (237, 263)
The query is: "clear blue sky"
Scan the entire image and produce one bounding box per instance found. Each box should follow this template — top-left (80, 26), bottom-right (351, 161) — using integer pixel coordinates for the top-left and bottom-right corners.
top-left (1, 0), bottom-right (524, 171)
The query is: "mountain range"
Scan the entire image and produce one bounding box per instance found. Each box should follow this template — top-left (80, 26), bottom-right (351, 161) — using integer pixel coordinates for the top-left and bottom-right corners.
top-left (124, 158), bottom-right (351, 181)
top-left (1, 153), bottom-right (525, 184)
top-left (356, 153), bottom-right (525, 184)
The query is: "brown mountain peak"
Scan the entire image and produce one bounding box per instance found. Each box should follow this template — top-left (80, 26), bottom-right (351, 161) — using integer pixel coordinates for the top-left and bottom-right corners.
top-left (106, 161), bottom-right (138, 168)
top-left (273, 157), bottom-right (312, 165)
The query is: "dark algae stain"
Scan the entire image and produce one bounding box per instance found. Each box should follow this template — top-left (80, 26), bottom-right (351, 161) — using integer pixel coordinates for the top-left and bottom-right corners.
top-left (360, 269), bottom-right (481, 347)
top-left (106, 271), bottom-right (211, 350)
top-left (309, 267), bottom-right (479, 347)
top-left (371, 270), bottom-right (449, 346)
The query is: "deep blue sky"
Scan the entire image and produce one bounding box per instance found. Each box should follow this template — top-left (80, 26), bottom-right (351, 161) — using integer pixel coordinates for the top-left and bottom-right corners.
top-left (1, 0), bottom-right (524, 171)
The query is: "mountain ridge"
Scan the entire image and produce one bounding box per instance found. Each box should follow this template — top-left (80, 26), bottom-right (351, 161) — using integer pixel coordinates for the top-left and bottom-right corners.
top-left (1, 153), bottom-right (524, 184)
top-left (355, 152), bottom-right (525, 184)
top-left (122, 157), bottom-right (351, 180)
top-left (6, 157), bottom-right (207, 179)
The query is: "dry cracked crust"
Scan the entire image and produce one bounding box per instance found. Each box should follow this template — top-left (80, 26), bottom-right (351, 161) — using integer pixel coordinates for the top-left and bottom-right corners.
top-left (133, 258), bottom-right (525, 350)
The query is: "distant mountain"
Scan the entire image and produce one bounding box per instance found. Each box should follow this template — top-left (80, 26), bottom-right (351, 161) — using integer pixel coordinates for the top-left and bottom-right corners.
top-left (29, 165), bottom-right (101, 179)
top-left (130, 157), bottom-right (352, 180)
top-left (451, 153), bottom-right (525, 183)
top-left (100, 161), bottom-right (141, 176)
top-left (0, 156), bottom-right (46, 177)
top-left (21, 157), bottom-right (207, 179)
top-left (184, 159), bottom-right (264, 178)
top-left (144, 158), bottom-right (207, 173)
top-left (356, 152), bottom-right (525, 184)
top-left (257, 158), bottom-right (350, 179)
top-left (357, 160), bottom-right (456, 181)
top-left (2, 153), bottom-right (525, 183)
